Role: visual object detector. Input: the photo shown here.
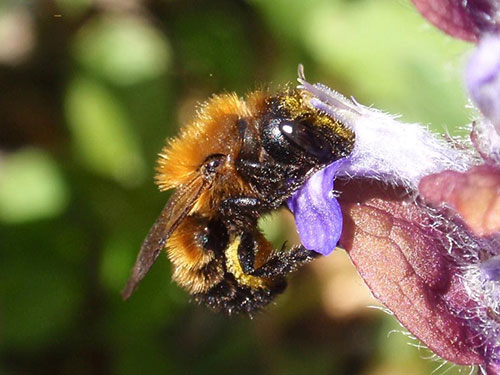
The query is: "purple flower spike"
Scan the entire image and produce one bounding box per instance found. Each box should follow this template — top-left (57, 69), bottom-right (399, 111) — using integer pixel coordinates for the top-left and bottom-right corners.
top-left (287, 159), bottom-right (344, 255)
top-left (467, 34), bottom-right (500, 134)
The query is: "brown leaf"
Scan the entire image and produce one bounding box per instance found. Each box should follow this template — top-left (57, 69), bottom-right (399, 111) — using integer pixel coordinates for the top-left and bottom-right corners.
top-left (337, 179), bottom-right (483, 365)
top-left (419, 165), bottom-right (500, 237)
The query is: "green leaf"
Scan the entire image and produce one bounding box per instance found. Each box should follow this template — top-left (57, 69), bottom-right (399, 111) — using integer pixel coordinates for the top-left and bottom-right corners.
top-left (73, 15), bottom-right (171, 85)
top-left (0, 148), bottom-right (69, 223)
top-left (65, 76), bottom-right (146, 186)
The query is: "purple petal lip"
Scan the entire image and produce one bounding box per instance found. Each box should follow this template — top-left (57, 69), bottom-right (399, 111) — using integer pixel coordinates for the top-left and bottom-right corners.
top-left (287, 159), bottom-right (345, 256)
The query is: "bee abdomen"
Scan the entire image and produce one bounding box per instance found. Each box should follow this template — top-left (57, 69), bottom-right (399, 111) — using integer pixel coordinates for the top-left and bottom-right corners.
top-left (167, 216), bottom-right (228, 294)
top-left (171, 259), bottom-right (224, 294)
top-left (194, 274), bottom-right (286, 315)
top-left (193, 233), bottom-right (287, 314)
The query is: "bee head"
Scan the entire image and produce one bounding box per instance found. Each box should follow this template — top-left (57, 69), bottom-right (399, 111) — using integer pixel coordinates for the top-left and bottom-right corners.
top-left (261, 90), bottom-right (354, 167)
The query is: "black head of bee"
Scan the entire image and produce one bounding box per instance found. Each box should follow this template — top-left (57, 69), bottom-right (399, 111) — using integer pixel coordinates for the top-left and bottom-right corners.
top-left (261, 92), bottom-right (354, 168)
top-left (233, 91), bottom-right (354, 206)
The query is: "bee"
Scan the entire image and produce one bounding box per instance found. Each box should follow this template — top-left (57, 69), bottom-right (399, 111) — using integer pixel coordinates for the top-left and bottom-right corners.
top-left (122, 86), bottom-right (354, 314)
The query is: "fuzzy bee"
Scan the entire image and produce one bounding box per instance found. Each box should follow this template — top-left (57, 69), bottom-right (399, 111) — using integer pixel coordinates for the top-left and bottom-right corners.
top-left (122, 87), bottom-right (354, 314)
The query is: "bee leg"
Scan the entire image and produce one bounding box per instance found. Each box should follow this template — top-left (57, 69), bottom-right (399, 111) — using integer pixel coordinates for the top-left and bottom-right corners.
top-left (219, 197), bottom-right (265, 225)
top-left (237, 159), bottom-right (291, 184)
top-left (197, 230), bottom-right (285, 315)
top-left (236, 231), bottom-right (316, 280)
top-left (237, 231), bottom-right (259, 274)
top-left (236, 159), bottom-right (309, 203)
top-left (250, 245), bottom-right (320, 278)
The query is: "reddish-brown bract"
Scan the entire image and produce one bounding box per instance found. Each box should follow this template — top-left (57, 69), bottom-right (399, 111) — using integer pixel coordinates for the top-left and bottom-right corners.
top-left (411, 0), bottom-right (479, 42)
top-left (337, 179), bottom-right (483, 365)
top-left (420, 165), bottom-right (500, 237)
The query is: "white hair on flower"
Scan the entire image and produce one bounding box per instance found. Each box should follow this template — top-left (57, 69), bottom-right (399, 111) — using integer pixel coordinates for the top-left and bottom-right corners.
top-left (297, 64), bottom-right (475, 192)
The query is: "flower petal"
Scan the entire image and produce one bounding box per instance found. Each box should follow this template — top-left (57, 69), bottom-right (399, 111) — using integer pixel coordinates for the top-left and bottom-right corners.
top-left (287, 160), bottom-right (344, 256)
top-left (338, 179), bottom-right (484, 365)
top-left (411, 0), bottom-right (500, 42)
top-left (298, 73), bottom-right (472, 191)
top-left (419, 164), bottom-right (500, 237)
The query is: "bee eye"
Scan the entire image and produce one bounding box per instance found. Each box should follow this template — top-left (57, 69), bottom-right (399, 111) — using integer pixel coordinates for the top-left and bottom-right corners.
top-left (279, 120), bottom-right (333, 163)
top-left (202, 154), bottom-right (225, 177)
top-left (206, 158), bottom-right (221, 171)
top-left (262, 118), bottom-right (334, 165)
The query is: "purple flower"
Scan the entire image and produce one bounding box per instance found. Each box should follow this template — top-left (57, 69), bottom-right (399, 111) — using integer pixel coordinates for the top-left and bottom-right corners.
top-left (287, 0), bottom-right (500, 373)
top-left (297, 68), bottom-right (472, 191)
top-left (287, 68), bottom-right (473, 256)
top-left (289, 66), bottom-right (472, 254)
top-left (287, 159), bottom-right (344, 256)
top-left (289, 67), bottom-right (500, 374)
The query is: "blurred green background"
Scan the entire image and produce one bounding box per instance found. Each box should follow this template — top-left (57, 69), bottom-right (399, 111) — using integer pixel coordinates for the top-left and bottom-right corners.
top-left (0, 0), bottom-right (474, 374)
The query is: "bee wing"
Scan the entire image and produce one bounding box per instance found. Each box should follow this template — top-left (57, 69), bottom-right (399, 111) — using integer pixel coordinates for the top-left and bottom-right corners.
top-left (121, 175), bottom-right (207, 300)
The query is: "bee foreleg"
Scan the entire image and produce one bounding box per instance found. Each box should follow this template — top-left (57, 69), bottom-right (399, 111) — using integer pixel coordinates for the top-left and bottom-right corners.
top-left (237, 159), bottom-right (291, 185)
top-left (219, 197), bottom-right (265, 225)
top-left (250, 245), bottom-right (319, 278)
top-left (236, 159), bottom-right (308, 204)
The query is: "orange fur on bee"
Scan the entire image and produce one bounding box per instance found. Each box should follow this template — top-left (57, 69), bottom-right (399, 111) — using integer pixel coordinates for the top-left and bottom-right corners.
top-left (253, 231), bottom-right (273, 269)
top-left (155, 91), bottom-right (267, 192)
top-left (167, 217), bottom-right (223, 293)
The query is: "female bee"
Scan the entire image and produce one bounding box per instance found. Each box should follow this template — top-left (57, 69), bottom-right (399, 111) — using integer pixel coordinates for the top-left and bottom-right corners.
top-left (122, 87), bottom-right (354, 314)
